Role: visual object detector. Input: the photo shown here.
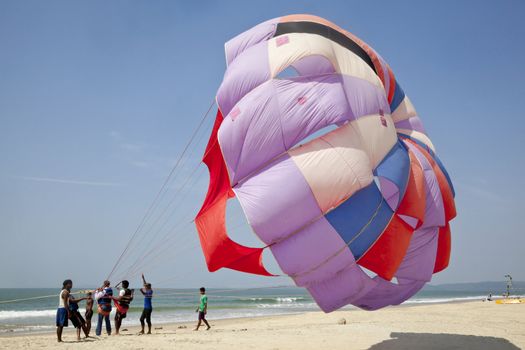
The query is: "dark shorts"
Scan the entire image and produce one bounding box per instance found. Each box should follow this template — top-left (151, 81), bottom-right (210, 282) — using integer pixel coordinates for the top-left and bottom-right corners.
top-left (85, 309), bottom-right (93, 320)
top-left (116, 310), bottom-right (127, 320)
top-left (56, 308), bottom-right (68, 327)
top-left (140, 308), bottom-right (152, 322)
top-left (198, 311), bottom-right (206, 320)
top-left (69, 310), bottom-right (85, 329)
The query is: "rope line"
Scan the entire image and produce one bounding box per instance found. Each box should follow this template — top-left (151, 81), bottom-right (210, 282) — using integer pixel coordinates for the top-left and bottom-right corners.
top-left (0, 291), bottom-right (90, 305)
top-left (120, 163), bottom-right (206, 278)
top-left (107, 100), bottom-right (215, 280)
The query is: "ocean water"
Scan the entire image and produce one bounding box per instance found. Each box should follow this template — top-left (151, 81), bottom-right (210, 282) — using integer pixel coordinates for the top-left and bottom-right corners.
top-left (0, 286), bottom-right (499, 334)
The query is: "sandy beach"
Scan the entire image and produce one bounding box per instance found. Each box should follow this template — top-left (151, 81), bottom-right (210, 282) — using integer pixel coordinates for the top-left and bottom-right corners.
top-left (1, 301), bottom-right (523, 350)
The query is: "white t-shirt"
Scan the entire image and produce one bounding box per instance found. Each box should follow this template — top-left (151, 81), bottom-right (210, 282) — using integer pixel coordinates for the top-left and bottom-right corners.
top-left (94, 290), bottom-right (105, 301)
top-left (58, 289), bottom-right (67, 308)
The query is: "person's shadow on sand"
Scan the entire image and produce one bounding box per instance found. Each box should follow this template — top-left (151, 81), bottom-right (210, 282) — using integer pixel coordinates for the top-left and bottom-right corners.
top-left (368, 332), bottom-right (520, 350)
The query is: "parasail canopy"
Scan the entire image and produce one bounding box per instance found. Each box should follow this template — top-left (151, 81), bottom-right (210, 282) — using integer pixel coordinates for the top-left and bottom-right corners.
top-left (195, 14), bottom-right (456, 312)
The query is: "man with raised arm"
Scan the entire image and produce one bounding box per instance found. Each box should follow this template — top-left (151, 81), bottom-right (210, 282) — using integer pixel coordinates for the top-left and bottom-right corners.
top-left (139, 274), bottom-right (153, 335)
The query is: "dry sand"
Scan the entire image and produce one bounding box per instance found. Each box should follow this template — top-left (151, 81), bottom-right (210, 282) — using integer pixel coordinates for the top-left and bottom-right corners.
top-left (1, 301), bottom-right (523, 349)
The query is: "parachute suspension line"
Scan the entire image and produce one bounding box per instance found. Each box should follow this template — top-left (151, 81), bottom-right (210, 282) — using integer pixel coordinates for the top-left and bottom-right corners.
top-left (123, 223), bottom-right (197, 280)
top-left (120, 161), bottom-right (207, 278)
top-left (107, 100), bottom-right (216, 281)
top-left (123, 234), bottom-right (200, 281)
top-left (116, 135), bottom-right (212, 281)
top-left (121, 123), bottom-right (211, 258)
top-left (116, 131), bottom-right (212, 281)
top-left (114, 165), bottom-right (209, 282)
top-left (124, 241), bottom-right (200, 282)
top-left (119, 163), bottom-right (208, 280)
top-left (122, 219), bottom-right (199, 279)
top-left (150, 268), bottom-right (196, 287)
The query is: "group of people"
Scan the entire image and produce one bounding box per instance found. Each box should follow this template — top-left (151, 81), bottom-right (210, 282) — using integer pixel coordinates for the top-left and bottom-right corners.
top-left (56, 274), bottom-right (210, 342)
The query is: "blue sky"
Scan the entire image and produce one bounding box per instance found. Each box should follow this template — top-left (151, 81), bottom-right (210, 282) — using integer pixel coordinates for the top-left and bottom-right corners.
top-left (1, 0), bottom-right (524, 289)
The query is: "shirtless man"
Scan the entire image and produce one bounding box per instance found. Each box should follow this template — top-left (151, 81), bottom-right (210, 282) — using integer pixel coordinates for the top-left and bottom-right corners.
top-left (68, 293), bottom-right (90, 340)
top-left (85, 292), bottom-right (94, 336)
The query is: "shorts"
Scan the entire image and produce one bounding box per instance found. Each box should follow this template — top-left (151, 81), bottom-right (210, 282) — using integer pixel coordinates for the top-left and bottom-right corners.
top-left (69, 310), bottom-right (85, 329)
top-left (56, 308), bottom-right (68, 327)
top-left (198, 311), bottom-right (206, 320)
top-left (115, 310), bottom-right (127, 320)
top-left (140, 308), bottom-right (152, 322)
top-left (85, 309), bottom-right (93, 320)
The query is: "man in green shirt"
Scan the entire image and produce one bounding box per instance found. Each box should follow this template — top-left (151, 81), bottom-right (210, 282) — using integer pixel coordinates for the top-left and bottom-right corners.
top-left (194, 287), bottom-right (210, 331)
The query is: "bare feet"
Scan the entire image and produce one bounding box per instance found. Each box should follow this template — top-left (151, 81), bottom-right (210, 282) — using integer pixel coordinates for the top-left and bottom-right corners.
top-left (206, 326), bottom-right (211, 330)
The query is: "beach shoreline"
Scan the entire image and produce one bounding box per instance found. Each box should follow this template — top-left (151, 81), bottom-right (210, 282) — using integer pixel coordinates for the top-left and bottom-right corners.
top-left (1, 300), bottom-right (523, 349)
top-left (0, 296), bottom-right (496, 337)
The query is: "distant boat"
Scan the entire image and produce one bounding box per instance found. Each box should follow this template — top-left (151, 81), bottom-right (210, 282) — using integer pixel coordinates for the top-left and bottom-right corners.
top-left (495, 298), bottom-right (524, 304)
top-left (496, 274), bottom-right (524, 304)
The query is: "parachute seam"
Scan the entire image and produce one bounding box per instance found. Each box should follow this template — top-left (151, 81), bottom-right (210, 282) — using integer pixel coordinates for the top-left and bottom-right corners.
top-left (317, 136), bottom-right (363, 189)
top-left (288, 194), bottom-right (384, 279)
top-left (272, 81), bottom-right (288, 151)
top-left (231, 76), bottom-right (337, 188)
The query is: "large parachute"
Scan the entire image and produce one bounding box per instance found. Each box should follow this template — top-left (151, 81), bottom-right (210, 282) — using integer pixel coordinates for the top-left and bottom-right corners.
top-left (195, 14), bottom-right (456, 312)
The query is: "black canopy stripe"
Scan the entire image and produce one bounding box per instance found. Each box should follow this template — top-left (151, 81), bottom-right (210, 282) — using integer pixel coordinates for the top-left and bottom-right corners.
top-left (274, 21), bottom-right (377, 74)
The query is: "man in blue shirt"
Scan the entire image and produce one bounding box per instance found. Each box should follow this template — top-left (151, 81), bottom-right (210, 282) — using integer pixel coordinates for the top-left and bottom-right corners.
top-left (139, 274), bottom-right (153, 335)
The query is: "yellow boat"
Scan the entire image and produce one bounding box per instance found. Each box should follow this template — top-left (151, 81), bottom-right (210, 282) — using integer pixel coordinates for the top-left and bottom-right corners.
top-left (495, 298), bottom-right (525, 304)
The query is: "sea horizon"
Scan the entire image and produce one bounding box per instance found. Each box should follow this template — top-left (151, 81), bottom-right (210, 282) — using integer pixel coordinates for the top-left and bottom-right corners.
top-left (1, 282), bottom-right (523, 335)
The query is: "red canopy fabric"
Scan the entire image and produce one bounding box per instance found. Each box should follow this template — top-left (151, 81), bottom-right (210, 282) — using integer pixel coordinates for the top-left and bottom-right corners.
top-left (195, 110), bottom-right (273, 276)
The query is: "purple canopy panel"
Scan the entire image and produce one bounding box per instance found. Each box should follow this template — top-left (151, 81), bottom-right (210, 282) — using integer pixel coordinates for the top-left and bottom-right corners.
top-left (233, 153), bottom-right (321, 245)
top-left (270, 217), bottom-right (356, 287)
top-left (378, 176), bottom-right (400, 210)
top-left (291, 55), bottom-right (336, 76)
top-left (219, 74), bottom-right (390, 185)
top-left (307, 264), bottom-right (378, 312)
top-left (399, 214), bottom-right (420, 229)
top-left (351, 226), bottom-right (439, 310)
top-left (217, 42), bottom-right (270, 116)
top-left (395, 116), bottom-right (426, 133)
top-left (225, 18), bottom-right (278, 66)
top-left (395, 226), bottom-right (439, 282)
top-left (353, 277), bottom-right (427, 310)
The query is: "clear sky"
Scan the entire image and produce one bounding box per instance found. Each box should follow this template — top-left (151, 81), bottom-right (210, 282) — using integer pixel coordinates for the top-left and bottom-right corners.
top-left (1, 0), bottom-right (524, 289)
